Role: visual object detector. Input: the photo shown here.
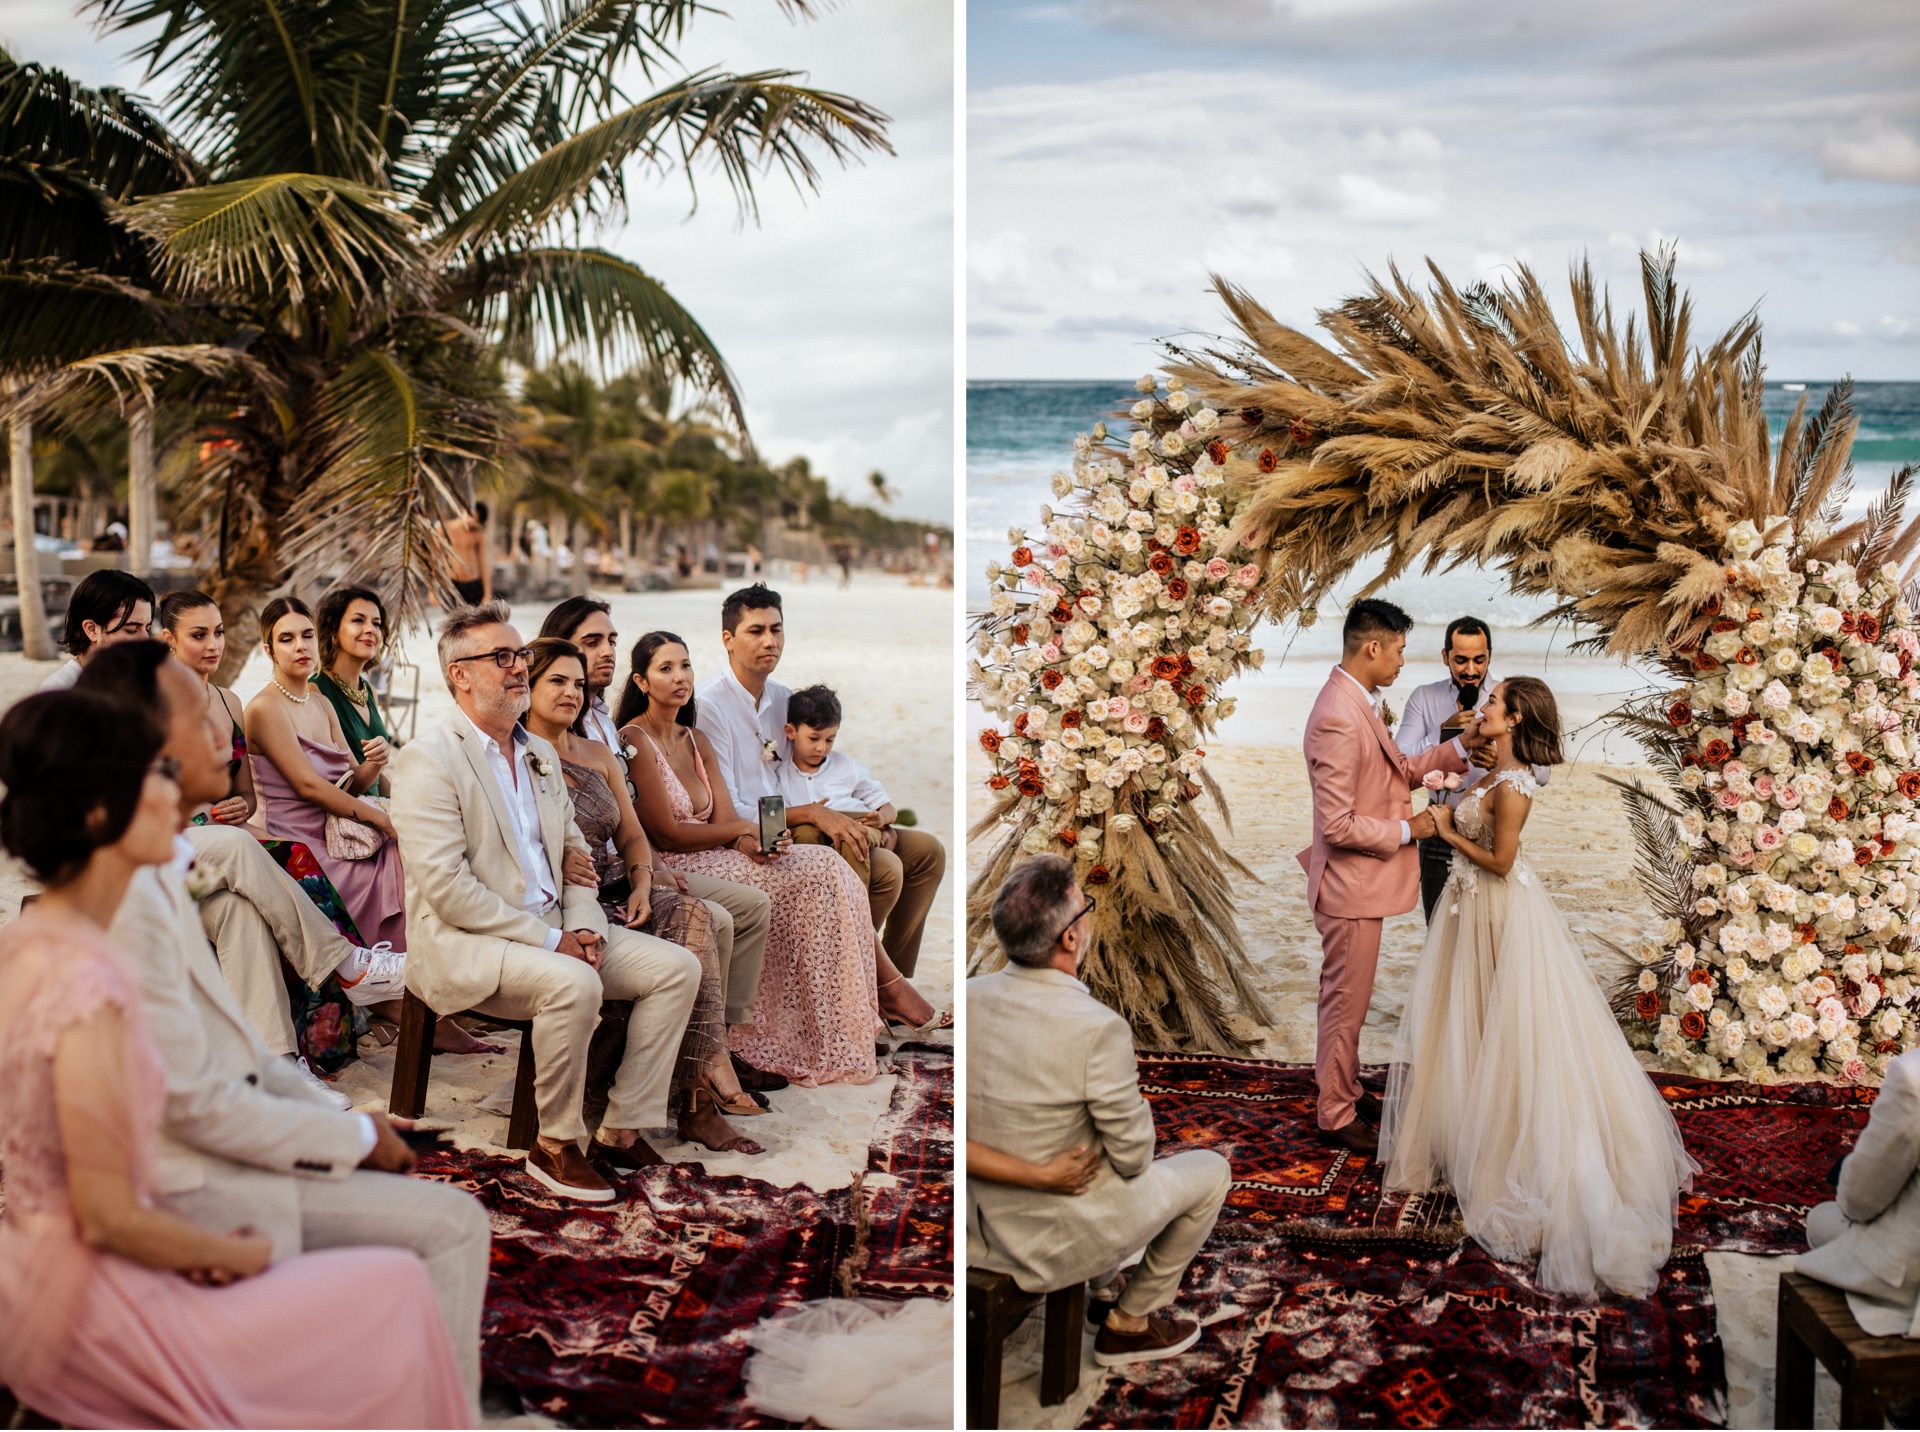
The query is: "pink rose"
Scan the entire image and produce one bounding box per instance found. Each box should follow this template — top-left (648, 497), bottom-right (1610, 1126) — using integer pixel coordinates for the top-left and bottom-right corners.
top-left (1048, 542), bottom-right (1067, 558)
top-left (1023, 565), bottom-right (1045, 585)
top-left (1124, 711), bottom-right (1151, 734)
top-left (1206, 557), bottom-right (1231, 580)
top-left (1732, 847), bottom-right (1756, 866)
top-left (1041, 642), bottom-right (1062, 662)
top-left (1752, 772), bottom-right (1775, 800)
top-left (1422, 771), bottom-right (1447, 792)
top-left (1756, 826), bottom-right (1783, 850)
top-left (1844, 1057), bottom-right (1868, 1083)
top-left (1175, 476), bottom-right (1196, 493)
top-left (1717, 789), bottom-right (1742, 810)
top-left (1106, 696), bottom-right (1131, 720)
top-left (1235, 564), bottom-right (1261, 588)
top-left (1777, 783), bottom-right (1801, 808)
top-left (1126, 675), bottom-right (1151, 695)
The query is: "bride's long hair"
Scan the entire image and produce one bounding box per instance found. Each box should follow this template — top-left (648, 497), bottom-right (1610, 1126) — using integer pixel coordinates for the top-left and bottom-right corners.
top-left (1501, 677), bottom-right (1565, 767)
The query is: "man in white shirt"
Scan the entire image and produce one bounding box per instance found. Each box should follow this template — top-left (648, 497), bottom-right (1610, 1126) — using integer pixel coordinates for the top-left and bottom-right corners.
top-left (1393, 616), bottom-right (1550, 921)
top-left (390, 603), bottom-right (699, 1204)
top-left (779, 683), bottom-right (946, 977)
top-left (538, 595), bottom-right (625, 751)
top-left (40, 568), bottom-right (156, 689)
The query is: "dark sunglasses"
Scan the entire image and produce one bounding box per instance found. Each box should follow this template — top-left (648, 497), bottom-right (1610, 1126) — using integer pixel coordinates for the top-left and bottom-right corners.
top-left (451, 646), bottom-right (533, 670)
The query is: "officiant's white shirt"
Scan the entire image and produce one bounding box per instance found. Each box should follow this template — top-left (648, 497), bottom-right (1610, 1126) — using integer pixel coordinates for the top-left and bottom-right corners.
top-left (1396, 673), bottom-right (1550, 809)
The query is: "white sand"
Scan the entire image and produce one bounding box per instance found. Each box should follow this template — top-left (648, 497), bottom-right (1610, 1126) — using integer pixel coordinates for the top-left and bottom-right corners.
top-left (0, 570), bottom-right (956, 1425)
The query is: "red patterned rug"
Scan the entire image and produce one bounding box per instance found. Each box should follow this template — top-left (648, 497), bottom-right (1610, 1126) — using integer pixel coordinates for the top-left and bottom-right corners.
top-left (1082, 1053), bottom-right (1872, 1429)
top-left (418, 1048), bottom-right (952, 1428)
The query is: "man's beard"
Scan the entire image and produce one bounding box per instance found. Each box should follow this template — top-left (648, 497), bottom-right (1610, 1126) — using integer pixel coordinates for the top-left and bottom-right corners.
top-left (478, 687), bottom-right (529, 724)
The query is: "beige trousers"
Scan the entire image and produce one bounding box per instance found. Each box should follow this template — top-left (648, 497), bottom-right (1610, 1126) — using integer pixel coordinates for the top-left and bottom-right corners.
top-left (789, 824), bottom-right (946, 977)
top-left (474, 918), bottom-right (700, 1143)
top-left (1104, 1149), bottom-right (1234, 1315)
top-left (674, 869), bottom-right (771, 1023)
top-left (187, 824), bottom-right (359, 1056)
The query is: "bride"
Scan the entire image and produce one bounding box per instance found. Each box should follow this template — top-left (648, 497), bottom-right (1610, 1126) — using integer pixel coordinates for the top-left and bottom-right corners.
top-left (1380, 676), bottom-right (1698, 1298)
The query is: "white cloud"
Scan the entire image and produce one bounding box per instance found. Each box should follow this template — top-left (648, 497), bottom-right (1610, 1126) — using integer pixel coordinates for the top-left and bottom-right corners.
top-left (1334, 173), bottom-right (1441, 225)
top-left (1822, 124), bottom-right (1920, 185)
top-left (1835, 320), bottom-right (1866, 339)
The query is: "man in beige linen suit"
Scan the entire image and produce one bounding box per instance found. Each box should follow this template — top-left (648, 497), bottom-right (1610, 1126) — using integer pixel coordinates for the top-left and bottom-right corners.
top-left (391, 602), bottom-right (699, 1204)
top-left (82, 643), bottom-right (490, 1410)
top-left (967, 855), bottom-right (1232, 1367)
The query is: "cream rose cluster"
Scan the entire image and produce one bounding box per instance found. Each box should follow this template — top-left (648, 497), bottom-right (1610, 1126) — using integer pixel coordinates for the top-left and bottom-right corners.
top-left (1644, 517), bottom-right (1920, 1082)
top-left (972, 375), bottom-right (1263, 884)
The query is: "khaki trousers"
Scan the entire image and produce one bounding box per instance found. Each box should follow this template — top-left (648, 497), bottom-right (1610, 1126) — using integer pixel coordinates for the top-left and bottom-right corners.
top-left (674, 869), bottom-right (771, 1023)
top-left (1104, 1150), bottom-right (1233, 1315)
top-left (789, 824), bottom-right (946, 977)
top-left (473, 918), bottom-right (700, 1143)
top-left (187, 824), bottom-right (359, 1056)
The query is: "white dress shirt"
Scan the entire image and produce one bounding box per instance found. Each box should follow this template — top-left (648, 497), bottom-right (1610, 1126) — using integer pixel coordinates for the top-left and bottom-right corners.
top-left (1335, 666), bottom-right (1465, 846)
top-left (581, 695), bottom-right (622, 754)
top-left (39, 657), bottom-right (81, 691)
top-left (774, 750), bottom-right (890, 814)
top-left (1394, 673), bottom-right (1550, 812)
top-left (695, 669), bottom-right (790, 807)
top-left (463, 713), bottom-right (562, 952)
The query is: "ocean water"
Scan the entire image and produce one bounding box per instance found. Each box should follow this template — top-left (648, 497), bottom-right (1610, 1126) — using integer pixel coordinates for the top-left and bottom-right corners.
top-left (965, 379), bottom-right (1920, 750)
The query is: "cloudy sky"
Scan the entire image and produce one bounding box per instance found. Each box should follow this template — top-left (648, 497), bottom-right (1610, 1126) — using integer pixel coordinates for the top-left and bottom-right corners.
top-left (0, 0), bottom-right (956, 523)
top-left (969, 0), bottom-right (1920, 381)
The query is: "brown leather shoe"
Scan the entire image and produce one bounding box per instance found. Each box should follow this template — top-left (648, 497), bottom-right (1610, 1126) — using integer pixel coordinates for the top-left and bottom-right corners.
top-left (1093, 1310), bottom-right (1203, 1367)
top-left (1320, 1118), bottom-right (1379, 1158)
top-left (526, 1141), bottom-right (615, 1202)
top-left (1355, 1090), bottom-right (1384, 1124)
top-left (589, 1135), bottom-right (666, 1172)
top-left (730, 1053), bottom-right (789, 1093)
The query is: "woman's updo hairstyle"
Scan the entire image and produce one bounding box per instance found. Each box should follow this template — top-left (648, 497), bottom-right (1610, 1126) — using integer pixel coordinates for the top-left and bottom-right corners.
top-left (158, 588), bottom-right (220, 634)
top-left (258, 595), bottom-right (313, 645)
top-left (0, 690), bottom-right (164, 882)
top-left (613, 631), bottom-right (696, 729)
top-left (1500, 676), bottom-right (1565, 768)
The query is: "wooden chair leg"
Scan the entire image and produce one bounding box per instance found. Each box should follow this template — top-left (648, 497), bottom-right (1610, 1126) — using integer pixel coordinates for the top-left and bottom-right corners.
top-left (387, 990), bottom-right (436, 1119)
top-left (1840, 1382), bottom-right (1885, 1431)
top-left (505, 1026), bottom-right (539, 1150)
top-left (966, 1297), bottom-right (1003, 1430)
top-left (1040, 1283), bottom-right (1085, 1405)
top-left (1775, 1282), bottom-right (1817, 1430)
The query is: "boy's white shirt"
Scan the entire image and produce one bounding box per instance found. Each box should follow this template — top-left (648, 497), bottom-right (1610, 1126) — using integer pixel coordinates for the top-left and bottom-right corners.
top-left (774, 749), bottom-right (890, 813)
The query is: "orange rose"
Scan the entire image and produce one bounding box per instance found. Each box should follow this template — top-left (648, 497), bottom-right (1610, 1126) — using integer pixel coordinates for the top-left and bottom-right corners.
top-left (1086, 864), bottom-right (1112, 886)
top-left (1688, 967), bottom-right (1714, 986)
top-left (1016, 775), bottom-right (1044, 797)
top-left (1165, 577), bottom-right (1190, 601)
top-left (1258, 448), bottom-right (1278, 473)
top-left (1145, 716), bottom-right (1167, 740)
top-left (1288, 418), bottom-right (1314, 445)
top-left (1848, 751), bottom-right (1875, 775)
top-left (1041, 669), bottom-right (1064, 690)
top-left (1010, 546), bottom-right (1033, 567)
top-left (1855, 845), bottom-right (1876, 866)
top-left (1149, 550), bottom-right (1175, 575)
top-left (1058, 828), bottom-right (1078, 847)
top-left (1150, 655), bottom-right (1183, 681)
top-left (979, 728), bottom-right (1002, 754)
top-left (1061, 709), bottom-right (1083, 728)
top-left (1205, 439), bottom-right (1228, 466)
top-left (1012, 623), bottom-right (1029, 644)
top-left (1172, 526), bottom-right (1202, 555)
top-left (1830, 797), bottom-right (1850, 821)
top-left (1899, 772), bottom-right (1920, 800)
top-left (1680, 1011), bottom-right (1707, 1039)
top-left (987, 774), bottom-right (1010, 790)
top-left (1668, 700), bottom-right (1693, 727)
top-left (1859, 612), bottom-right (1883, 643)
top-left (1635, 991), bottom-right (1662, 1019)
top-left (1185, 684), bottom-right (1208, 705)
top-left (1702, 739), bottom-right (1732, 765)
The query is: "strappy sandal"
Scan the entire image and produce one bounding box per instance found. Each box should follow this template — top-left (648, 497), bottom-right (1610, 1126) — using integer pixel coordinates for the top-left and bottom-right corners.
top-left (680, 1087), bottom-right (764, 1155)
top-left (878, 973), bottom-right (954, 1039)
top-left (708, 1079), bottom-right (769, 1117)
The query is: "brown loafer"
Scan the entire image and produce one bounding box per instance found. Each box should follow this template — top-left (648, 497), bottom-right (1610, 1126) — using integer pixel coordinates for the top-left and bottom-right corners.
top-left (589, 1136), bottom-right (666, 1172)
top-left (526, 1141), bottom-right (615, 1202)
top-left (1355, 1090), bottom-right (1384, 1124)
top-left (1093, 1310), bottom-right (1203, 1367)
top-left (1320, 1118), bottom-right (1379, 1158)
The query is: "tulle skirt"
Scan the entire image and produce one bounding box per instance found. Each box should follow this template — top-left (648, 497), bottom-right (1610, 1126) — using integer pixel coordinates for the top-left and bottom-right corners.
top-left (1381, 858), bottom-right (1698, 1298)
top-left (743, 1298), bottom-right (952, 1429)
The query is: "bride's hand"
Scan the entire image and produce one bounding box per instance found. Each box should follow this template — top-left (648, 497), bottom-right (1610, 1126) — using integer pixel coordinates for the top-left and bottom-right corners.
top-left (1429, 805), bottom-right (1455, 837)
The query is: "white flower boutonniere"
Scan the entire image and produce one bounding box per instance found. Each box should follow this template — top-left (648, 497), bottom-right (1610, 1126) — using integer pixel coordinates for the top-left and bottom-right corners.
top-left (619, 741), bottom-right (639, 763)
top-left (184, 862), bottom-right (214, 904)
top-left (527, 752), bottom-right (553, 792)
top-left (760, 738), bottom-right (780, 766)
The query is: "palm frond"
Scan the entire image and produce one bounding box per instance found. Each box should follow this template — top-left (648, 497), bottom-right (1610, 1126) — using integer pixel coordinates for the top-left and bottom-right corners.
top-left (0, 49), bottom-right (205, 196)
top-left (0, 342), bottom-right (269, 423)
top-left (0, 261), bottom-right (193, 371)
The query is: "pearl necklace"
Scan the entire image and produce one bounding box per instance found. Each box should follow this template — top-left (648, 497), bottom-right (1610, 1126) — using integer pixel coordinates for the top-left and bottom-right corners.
top-left (272, 677), bottom-right (311, 704)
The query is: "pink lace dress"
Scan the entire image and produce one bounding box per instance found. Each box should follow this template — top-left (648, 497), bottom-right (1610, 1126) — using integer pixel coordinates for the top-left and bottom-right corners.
top-left (0, 906), bottom-right (468, 1428)
top-left (633, 729), bottom-right (883, 1085)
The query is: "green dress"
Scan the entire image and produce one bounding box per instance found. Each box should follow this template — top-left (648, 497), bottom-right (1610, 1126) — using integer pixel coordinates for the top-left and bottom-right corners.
top-left (315, 670), bottom-right (390, 766)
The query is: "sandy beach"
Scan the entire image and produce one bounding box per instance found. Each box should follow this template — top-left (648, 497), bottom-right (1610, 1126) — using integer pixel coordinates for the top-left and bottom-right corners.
top-left (0, 569), bottom-right (956, 1425)
top-left (966, 651), bottom-right (1829, 1429)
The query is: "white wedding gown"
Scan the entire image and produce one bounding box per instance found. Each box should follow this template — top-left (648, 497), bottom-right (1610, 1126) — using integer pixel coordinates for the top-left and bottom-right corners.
top-left (1380, 768), bottom-right (1698, 1298)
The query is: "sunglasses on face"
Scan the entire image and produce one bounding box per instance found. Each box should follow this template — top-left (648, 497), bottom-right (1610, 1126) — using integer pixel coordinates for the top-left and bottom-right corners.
top-left (451, 646), bottom-right (533, 670)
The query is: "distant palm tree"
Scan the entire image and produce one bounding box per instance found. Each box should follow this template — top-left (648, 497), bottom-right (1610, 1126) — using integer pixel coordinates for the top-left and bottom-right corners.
top-left (0, 1), bottom-right (890, 670)
top-left (867, 468), bottom-right (894, 506)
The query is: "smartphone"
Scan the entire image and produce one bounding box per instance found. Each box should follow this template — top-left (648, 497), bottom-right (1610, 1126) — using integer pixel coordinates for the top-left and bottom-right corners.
top-left (398, 1125), bottom-right (452, 1153)
top-left (757, 795), bottom-right (787, 854)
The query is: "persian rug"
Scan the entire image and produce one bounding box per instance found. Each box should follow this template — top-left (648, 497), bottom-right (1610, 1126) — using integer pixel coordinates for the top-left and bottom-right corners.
top-left (1082, 1053), bottom-right (1873, 1429)
top-left (417, 1047), bottom-right (952, 1428)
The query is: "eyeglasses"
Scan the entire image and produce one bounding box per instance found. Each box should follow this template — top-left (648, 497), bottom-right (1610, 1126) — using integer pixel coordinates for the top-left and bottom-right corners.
top-left (451, 646), bottom-right (533, 670)
top-left (148, 755), bottom-right (180, 782)
top-left (1057, 894), bottom-right (1096, 942)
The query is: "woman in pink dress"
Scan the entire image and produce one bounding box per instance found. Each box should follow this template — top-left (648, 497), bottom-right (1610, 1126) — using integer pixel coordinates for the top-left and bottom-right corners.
top-left (0, 689), bottom-right (467, 1428)
top-left (618, 631), bottom-right (945, 1085)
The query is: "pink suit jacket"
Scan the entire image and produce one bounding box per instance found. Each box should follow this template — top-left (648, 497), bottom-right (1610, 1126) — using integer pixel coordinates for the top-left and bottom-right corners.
top-left (1297, 667), bottom-right (1469, 919)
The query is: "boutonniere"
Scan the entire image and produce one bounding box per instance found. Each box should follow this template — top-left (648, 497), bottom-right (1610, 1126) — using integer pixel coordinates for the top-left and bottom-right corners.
top-left (184, 861), bottom-right (214, 903)
top-left (619, 741), bottom-right (638, 762)
top-left (527, 752), bottom-right (553, 791)
top-left (760, 738), bottom-right (780, 766)
top-left (1379, 701), bottom-right (1397, 730)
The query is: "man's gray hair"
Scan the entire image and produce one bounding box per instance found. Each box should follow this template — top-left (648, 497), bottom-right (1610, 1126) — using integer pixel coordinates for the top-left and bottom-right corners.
top-left (437, 600), bottom-right (514, 693)
top-left (991, 854), bottom-right (1080, 968)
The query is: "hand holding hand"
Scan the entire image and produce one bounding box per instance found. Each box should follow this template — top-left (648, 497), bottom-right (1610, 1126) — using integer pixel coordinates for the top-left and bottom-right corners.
top-left (562, 847), bottom-right (598, 888)
top-left (1408, 808), bottom-right (1438, 842)
top-left (361, 1112), bottom-right (418, 1174)
top-left (658, 866), bottom-right (690, 895)
top-left (1430, 805), bottom-right (1456, 836)
top-left (1034, 1144), bottom-right (1100, 1195)
top-left (555, 929), bottom-right (600, 967)
top-left (184, 1226), bottom-right (272, 1285)
top-left (811, 806), bottom-right (866, 853)
top-left (574, 930), bottom-right (605, 968)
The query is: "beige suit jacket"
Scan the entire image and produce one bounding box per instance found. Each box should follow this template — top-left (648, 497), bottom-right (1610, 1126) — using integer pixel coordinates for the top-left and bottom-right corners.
top-left (390, 715), bottom-right (606, 1015)
top-left (966, 965), bottom-right (1161, 1292)
top-left (108, 863), bottom-right (365, 1255)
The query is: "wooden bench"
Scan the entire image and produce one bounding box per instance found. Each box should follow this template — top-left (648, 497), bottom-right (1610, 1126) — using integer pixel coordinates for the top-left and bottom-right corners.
top-left (1777, 1271), bottom-right (1920, 1429)
top-left (966, 1268), bottom-right (1083, 1429)
top-left (388, 990), bottom-right (539, 1149)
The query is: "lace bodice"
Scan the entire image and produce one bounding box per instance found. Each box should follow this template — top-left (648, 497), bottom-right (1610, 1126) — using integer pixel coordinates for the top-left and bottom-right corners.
top-left (1447, 768), bottom-right (1540, 893)
top-left (0, 910), bottom-right (165, 1217)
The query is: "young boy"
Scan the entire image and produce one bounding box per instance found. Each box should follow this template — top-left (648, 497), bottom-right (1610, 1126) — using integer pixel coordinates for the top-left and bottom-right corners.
top-left (778, 684), bottom-right (946, 976)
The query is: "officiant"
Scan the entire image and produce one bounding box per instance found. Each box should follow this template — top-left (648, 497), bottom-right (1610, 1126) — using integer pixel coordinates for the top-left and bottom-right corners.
top-left (1394, 616), bottom-right (1550, 921)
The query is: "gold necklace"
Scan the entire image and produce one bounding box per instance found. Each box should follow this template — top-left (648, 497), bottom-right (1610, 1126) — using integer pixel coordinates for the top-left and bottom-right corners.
top-left (333, 670), bottom-right (369, 708)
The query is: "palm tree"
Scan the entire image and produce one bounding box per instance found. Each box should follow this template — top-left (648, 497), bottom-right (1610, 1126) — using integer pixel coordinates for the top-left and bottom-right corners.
top-left (0, 2), bottom-right (891, 672)
top-left (867, 467), bottom-right (894, 506)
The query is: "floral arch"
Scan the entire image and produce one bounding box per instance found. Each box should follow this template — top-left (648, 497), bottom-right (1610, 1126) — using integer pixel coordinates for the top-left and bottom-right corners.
top-left (967, 250), bottom-right (1920, 1083)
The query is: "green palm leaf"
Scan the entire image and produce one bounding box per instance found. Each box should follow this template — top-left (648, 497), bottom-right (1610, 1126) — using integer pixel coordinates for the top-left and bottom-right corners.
top-left (0, 49), bottom-right (205, 197)
top-left (0, 261), bottom-right (192, 370)
top-left (1, 342), bottom-right (269, 423)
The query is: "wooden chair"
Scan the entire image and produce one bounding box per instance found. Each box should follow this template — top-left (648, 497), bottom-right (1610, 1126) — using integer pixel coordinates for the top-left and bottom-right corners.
top-left (966, 1268), bottom-right (1084, 1430)
top-left (1777, 1271), bottom-right (1920, 1429)
top-left (388, 990), bottom-right (538, 1149)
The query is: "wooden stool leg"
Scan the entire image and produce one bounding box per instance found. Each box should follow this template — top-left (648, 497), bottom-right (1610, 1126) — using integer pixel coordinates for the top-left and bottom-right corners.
top-left (387, 991), bottom-right (436, 1119)
top-left (505, 1027), bottom-right (539, 1150)
top-left (1776, 1283), bottom-right (1817, 1430)
top-left (966, 1291), bottom-right (1002, 1430)
top-left (1040, 1283), bottom-right (1085, 1406)
top-left (1840, 1382), bottom-right (1885, 1431)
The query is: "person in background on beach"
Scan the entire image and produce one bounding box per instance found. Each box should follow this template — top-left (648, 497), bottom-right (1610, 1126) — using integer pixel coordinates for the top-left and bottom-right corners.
top-left (80, 644), bottom-right (412, 1100)
top-left (779, 682), bottom-right (946, 979)
top-left (0, 689), bottom-right (477, 1428)
top-left (314, 585), bottom-right (396, 795)
top-left (521, 638), bottom-right (764, 1155)
top-left (968, 855), bottom-right (1231, 1367)
top-left (443, 503), bottom-right (490, 605)
top-left (247, 597), bottom-right (407, 953)
top-left (158, 589), bottom-right (256, 826)
top-left (40, 568), bottom-right (155, 690)
top-left (1394, 615), bottom-right (1550, 921)
top-left (390, 603), bottom-right (700, 1204)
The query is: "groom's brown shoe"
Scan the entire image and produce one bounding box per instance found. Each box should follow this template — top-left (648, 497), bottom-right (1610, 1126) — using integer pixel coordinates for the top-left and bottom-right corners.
top-left (1354, 1091), bottom-right (1384, 1124)
top-left (1320, 1118), bottom-right (1378, 1159)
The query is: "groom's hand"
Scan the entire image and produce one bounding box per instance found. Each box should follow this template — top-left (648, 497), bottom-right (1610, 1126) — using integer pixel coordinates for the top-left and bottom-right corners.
top-left (1408, 809), bottom-right (1438, 841)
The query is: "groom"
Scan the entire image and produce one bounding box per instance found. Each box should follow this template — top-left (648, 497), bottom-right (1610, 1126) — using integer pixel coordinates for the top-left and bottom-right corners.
top-left (1300, 599), bottom-right (1484, 1155)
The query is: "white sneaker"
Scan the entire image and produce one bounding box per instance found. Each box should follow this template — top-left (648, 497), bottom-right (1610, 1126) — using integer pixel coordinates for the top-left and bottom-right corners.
top-left (288, 1055), bottom-right (354, 1110)
top-left (337, 941), bottom-right (405, 1007)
